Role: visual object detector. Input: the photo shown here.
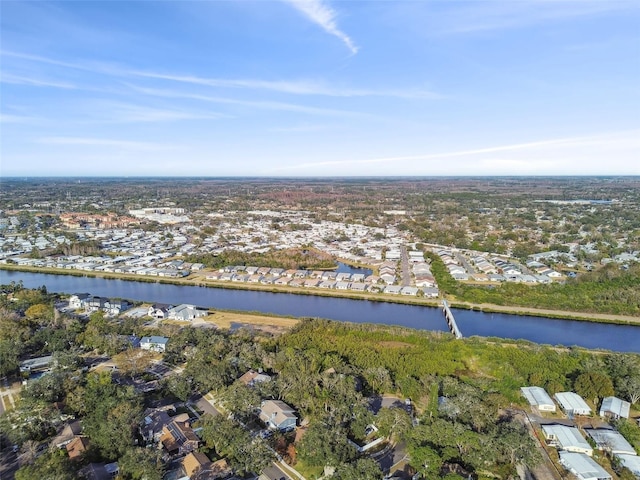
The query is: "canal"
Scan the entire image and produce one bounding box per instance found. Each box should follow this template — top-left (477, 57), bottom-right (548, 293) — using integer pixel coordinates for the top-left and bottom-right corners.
top-left (3, 270), bottom-right (639, 353)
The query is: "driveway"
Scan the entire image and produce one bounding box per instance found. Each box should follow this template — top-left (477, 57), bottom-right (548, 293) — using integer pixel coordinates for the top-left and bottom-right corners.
top-left (189, 393), bottom-right (220, 417)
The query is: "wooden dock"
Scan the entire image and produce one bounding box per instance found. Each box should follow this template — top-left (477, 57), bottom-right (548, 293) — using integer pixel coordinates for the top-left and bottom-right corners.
top-left (442, 299), bottom-right (463, 339)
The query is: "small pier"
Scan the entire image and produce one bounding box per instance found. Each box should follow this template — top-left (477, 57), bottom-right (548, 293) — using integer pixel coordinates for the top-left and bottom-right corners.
top-left (442, 299), bottom-right (463, 339)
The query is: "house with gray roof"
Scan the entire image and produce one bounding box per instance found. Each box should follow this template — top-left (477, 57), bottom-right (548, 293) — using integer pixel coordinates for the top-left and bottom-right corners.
top-left (617, 454), bottom-right (640, 478)
top-left (168, 304), bottom-right (208, 321)
top-left (559, 452), bottom-right (611, 480)
top-left (259, 400), bottom-right (297, 432)
top-left (554, 392), bottom-right (591, 416)
top-left (542, 425), bottom-right (593, 456)
top-left (586, 429), bottom-right (636, 456)
top-left (521, 386), bottom-right (556, 412)
top-left (599, 396), bottom-right (630, 420)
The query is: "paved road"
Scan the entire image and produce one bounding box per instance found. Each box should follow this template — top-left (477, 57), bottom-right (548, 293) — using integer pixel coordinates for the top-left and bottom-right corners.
top-left (376, 441), bottom-right (408, 476)
top-left (455, 252), bottom-right (476, 275)
top-left (400, 246), bottom-right (411, 287)
top-left (261, 463), bottom-right (293, 480)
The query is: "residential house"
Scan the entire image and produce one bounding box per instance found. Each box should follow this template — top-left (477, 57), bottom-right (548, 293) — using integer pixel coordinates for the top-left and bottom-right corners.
top-left (617, 455), bottom-right (640, 478)
top-left (69, 292), bottom-right (91, 309)
top-left (182, 453), bottom-right (232, 480)
top-left (238, 369), bottom-right (271, 387)
top-left (380, 273), bottom-right (396, 285)
top-left (140, 336), bottom-right (169, 353)
top-left (104, 299), bottom-right (131, 316)
top-left (168, 304), bottom-right (208, 322)
top-left (542, 425), bottom-right (593, 456)
top-left (141, 407), bottom-right (173, 443)
top-left (585, 429), bottom-right (636, 456)
top-left (148, 303), bottom-right (174, 319)
top-left (400, 286), bottom-right (419, 296)
top-left (51, 420), bottom-right (83, 448)
top-left (259, 400), bottom-right (297, 432)
top-left (86, 295), bottom-right (109, 312)
top-left (422, 287), bottom-right (439, 298)
top-left (554, 392), bottom-right (592, 416)
top-left (79, 462), bottom-right (119, 480)
top-left (521, 386), bottom-right (557, 412)
top-left (66, 436), bottom-right (90, 461)
top-left (19, 355), bottom-right (53, 374)
top-left (599, 396), bottom-right (630, 420)
top-left (558, 452), bottom-right (612, 480)
top-left (160, 420), bottom-right (200, 455)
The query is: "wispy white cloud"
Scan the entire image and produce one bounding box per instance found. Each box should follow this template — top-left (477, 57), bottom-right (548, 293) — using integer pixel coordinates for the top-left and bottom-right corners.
top-left (124, 84), bottom-right (370, 117)
top-left (1, 73), bottom-right (77, 89)
top-left (283, 0), bottom-right (358, 54)
top-left (2, 49), bottom-right (441, 99)
top-left (37, 136), bottom-right (173, 151)
top-left (0, 113), bottom-right (39, 124)
top-left (270, 130), bottom-right (640, 173)
top-left (128, 70), bottom-right (440, 99)
top-left (87, 101), bottom-right (228, 123)
top-left (431, 1), bottom-right (638, 35)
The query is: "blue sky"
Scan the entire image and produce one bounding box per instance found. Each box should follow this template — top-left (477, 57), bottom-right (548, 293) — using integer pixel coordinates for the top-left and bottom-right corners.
top-left (1, 0), bottom-right (639, 176)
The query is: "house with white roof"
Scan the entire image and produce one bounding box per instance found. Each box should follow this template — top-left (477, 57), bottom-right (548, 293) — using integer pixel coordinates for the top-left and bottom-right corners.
top-left (554, 392), bottom-right (592, 416)
top-left (558, 452), bottom-right (612, 480)
top-left (140, 336), bottom-right (169, 353)
top-left (599, 396), bottom-right (630, 420)
top-left (259, 400), bottom-right (297, 432)
top-left (542, 425), bottom-right (593, 456)
top-left (617, 454), bottom-right (640, 478)
top-left (168, 304), bottom-right (208, 322)
top-left (585, 429), bottom-right (636, 456)
top-left (521, 386), bottom-right (556, 412)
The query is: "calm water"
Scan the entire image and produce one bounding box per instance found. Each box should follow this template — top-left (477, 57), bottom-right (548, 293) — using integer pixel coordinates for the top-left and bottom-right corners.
top-left (3, 270), bottom-right (639, 353)
top-left (335, 262), bottom-right (373, 276)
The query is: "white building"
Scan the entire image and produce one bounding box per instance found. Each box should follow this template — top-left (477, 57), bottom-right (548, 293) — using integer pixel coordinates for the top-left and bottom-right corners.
top-left (559, 452), bottom-right (612, 480)
top-left (586, 429), bottom-right (636, 456)
top-left (140, 336), bottom-right (169, 353)
top-left (167, 304), bottom-right (208, 321)
top-left (554, 392), bottom-right (592, 416)
top-left (617, 454), bottom-right (640, 478)
top-left (542, 425), bottom-right (593, 456)
top-left (521, 386), bottom-right (556, 412)
top-left (599, 396), bottom-right (630, 420)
